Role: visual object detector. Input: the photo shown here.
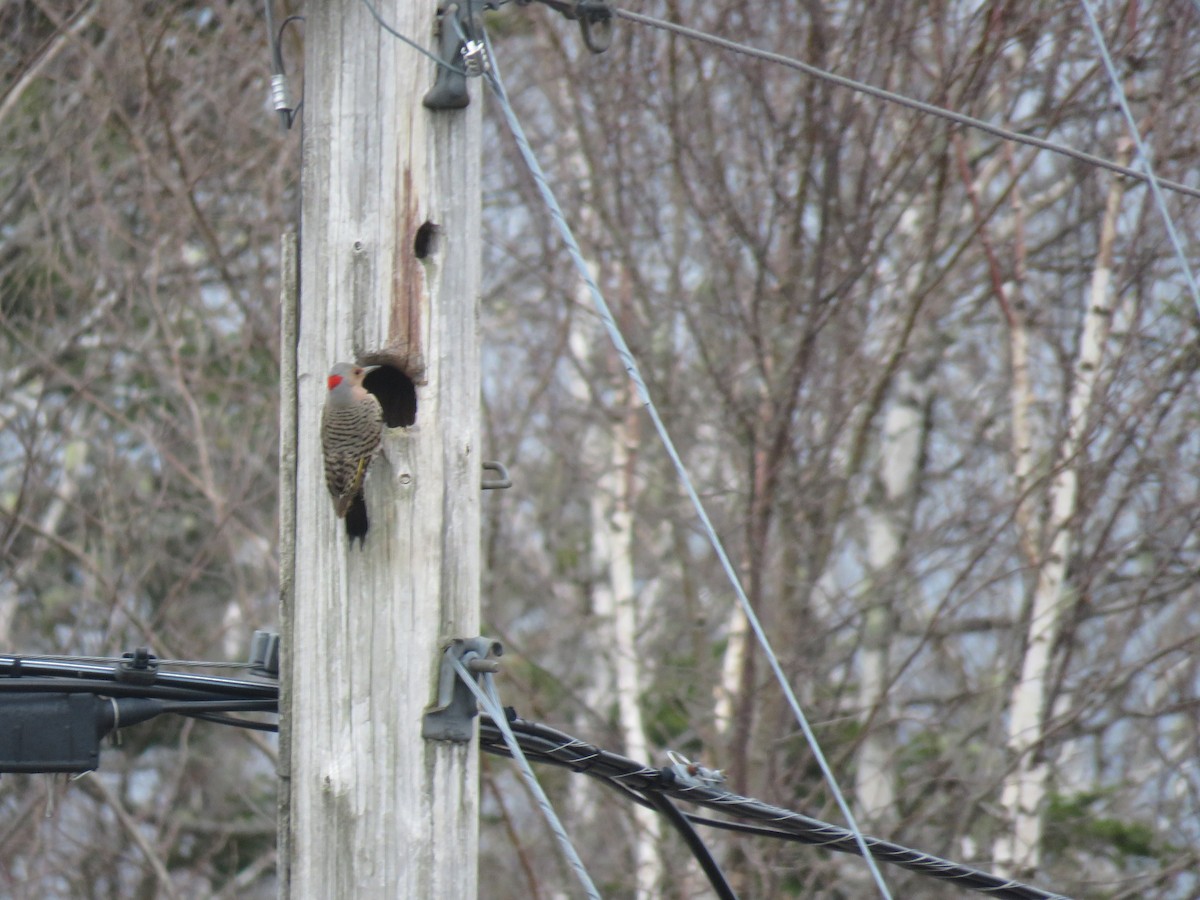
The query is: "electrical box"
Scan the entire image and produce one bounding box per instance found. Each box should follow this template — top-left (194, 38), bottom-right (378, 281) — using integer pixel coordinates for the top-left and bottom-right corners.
top-left (0, 693), bottom-right (105, 773)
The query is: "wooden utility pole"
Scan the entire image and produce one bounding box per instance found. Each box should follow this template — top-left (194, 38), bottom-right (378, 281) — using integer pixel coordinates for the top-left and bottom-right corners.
top-left (279, 0), bottom-right (482, 895)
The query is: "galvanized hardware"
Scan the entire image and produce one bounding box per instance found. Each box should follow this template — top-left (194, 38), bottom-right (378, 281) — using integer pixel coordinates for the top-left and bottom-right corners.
top-left (663, 750), bottom-right (726, 789)
top-left (461, 39), bottom-right (489, 77)
top-left (270, 74), bottom-right (293, 114)
top-left (422, 637), bottom-right (504, 741)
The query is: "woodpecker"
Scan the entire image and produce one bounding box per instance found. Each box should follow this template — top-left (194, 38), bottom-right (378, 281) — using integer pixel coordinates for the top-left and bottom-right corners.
top-left (321, 362), bottom-right (383, 545)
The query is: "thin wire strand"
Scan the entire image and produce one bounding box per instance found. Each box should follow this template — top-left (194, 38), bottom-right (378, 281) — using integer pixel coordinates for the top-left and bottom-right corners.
top-left (608, 6), bottom-right (1200, 202)
top-left (359, 0), bottom-right (466, 74)
top-left (263, 0), bottom-right (284, 74)
top-left (453, 662), bottom-right (602, 900)
top-left (480, 28), bottom-right (893, 900)
top-left (1079, 0), bottom-right (1200, 314)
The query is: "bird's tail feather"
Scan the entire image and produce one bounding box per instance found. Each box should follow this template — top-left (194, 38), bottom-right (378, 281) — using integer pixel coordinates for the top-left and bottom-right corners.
top-left (344, 492), bottom-right (369, 547)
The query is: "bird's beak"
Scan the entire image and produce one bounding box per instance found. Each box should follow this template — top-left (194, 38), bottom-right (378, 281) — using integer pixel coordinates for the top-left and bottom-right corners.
top-left (361, 365), bottom-right (382, 374)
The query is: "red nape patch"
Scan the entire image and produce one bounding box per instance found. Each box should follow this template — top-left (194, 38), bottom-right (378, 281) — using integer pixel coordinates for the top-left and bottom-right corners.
top-left (327, 374), bottom-right (344, 391)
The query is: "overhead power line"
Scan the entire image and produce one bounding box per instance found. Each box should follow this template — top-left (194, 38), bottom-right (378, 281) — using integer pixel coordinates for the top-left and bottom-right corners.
top-left (478, 24), bottom-right (896, 900)
top-left (1, 650), bottom-right (1075, 899)
top-left (479, 715), bottom-right (1075, 900)
top-left (609, 6), bottom-right (1200, 202)
top-left (1079, 0), bottom-right (1200, 315)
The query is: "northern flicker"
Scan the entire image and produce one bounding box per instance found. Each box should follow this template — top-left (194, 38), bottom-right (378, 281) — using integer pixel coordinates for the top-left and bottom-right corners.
top-left (321, 362), bottom-right (383, 545)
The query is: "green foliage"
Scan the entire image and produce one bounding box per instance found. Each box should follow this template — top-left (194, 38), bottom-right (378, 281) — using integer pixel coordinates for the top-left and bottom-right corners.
top-left (643, 691), bottom-right (694, 749)
top-left (1045, 790), bottom-right (1168, 865)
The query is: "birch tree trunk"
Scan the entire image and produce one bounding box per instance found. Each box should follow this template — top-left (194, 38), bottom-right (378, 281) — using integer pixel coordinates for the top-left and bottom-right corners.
top-left (714, 604), bottom-right (747, 738)
top-left (855, 365), bottom-right (931, 823)
top-left (993, 157), bottom-right (1129, 878)
top-left (567, 309), bottom-right (664, 896)
top-left (604, 396), bottom-right (663, 897)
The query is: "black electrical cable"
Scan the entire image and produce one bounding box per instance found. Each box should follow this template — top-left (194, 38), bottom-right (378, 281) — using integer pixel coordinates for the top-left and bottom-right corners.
top-left (479, 717), bottom-right (1073, 900)
top-left (0, 656), bottom-right (278, 699)
top-left (262, 1), bottom-right (304, 128)
top-left (640, 788), bottom-right (739, 900)
top-left (483, 740), bottom-right (833, 847)
top-left (480, 726), bottom-right (740, 900)
top-left (678, 811), bottom-right (840, 843)
top-left (157, 699), bottom-right (278, 716)
top-left (1, 657), bottom-right (1072, 899)
top-left (261, 0), bottom-right (290, 129)
top-left (523, 746), bottom-right (812, 846)
top-left (262, 0), bottom-right (285, 73)
top-left (277, 12), bottom-right (306, 64)
top-left (0, 676), bottom-right (270, 703)
top-left (182, 712), bottom-right (278, 732)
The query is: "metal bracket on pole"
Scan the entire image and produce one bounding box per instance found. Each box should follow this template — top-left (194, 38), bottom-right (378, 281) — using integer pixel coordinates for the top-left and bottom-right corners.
top-left (422, 637), bottom-right (503, 741)
top-left (248, 630), bottom-right (281, 678)
top-left (423, 2), bottom-right (483, 111)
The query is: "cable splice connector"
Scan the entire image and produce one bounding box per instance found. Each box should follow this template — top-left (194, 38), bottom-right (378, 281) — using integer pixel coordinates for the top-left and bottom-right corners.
top-left (461, 39), bottom-right (489, 77)
top-left (263, 1), bottom-right (303, 130)
top-left (270, 74), bottom-right (293, 115)
top-left (663, 750), bottom-right (726, 789)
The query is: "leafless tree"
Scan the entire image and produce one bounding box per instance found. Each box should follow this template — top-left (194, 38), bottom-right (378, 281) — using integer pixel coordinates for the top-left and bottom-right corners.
top-left (4, 1), bottom-right (1200, 897)
top-left (1, 2), bottom-right (294, 895)
top-left (479, 2), bottom-right (1200, 897)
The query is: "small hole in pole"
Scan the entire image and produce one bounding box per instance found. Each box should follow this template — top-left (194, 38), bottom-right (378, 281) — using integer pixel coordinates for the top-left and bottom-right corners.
top-left (414, 221), bottom-right (438, 259)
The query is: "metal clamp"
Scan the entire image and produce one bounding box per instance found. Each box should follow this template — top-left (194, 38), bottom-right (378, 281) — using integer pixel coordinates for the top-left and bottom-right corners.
top-left (114, 648), bottom-right (159, 686)
top-left (248, 630), bottom-right (281, 678)
top-left (521, 0), bottom-right (613, 53)
top-left (575, 0), bottom-right (613, 53)
top-left (423, 2), bottom-right (484, 110)
top-left (662, 750), bottom-right (726, 789)
top-left (461, 39), bottom-right (489, 77)
top-left (422, 637), bottom-right (503, 741)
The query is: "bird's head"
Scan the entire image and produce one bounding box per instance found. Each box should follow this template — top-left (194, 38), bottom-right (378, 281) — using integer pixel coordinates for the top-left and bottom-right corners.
top-left (326, 363), bottom-right (380, 404)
